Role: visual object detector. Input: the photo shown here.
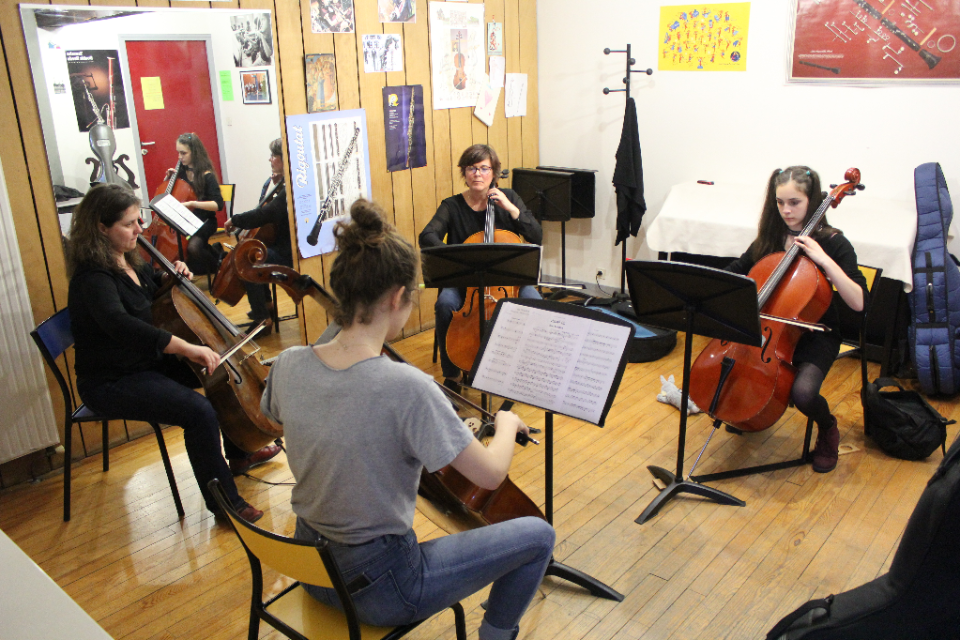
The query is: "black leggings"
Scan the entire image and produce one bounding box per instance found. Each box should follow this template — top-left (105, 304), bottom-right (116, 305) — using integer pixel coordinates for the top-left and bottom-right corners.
top-left (790, 362), bottom-right (833, 429)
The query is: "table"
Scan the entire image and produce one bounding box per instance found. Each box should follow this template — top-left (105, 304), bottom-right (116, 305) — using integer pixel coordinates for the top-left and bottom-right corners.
top-left (0, 528), bottom-right (113, 640)
top-left (644, 181), bottom-right (951, 291)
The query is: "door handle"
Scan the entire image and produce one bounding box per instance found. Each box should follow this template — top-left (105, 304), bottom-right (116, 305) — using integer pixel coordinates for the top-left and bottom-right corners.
top-left (141, 141), bottom-right (156, 146)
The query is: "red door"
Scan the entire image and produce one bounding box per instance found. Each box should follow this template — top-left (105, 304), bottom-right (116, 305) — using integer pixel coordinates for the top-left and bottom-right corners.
top-left (126, 40), bottom-right (222, 196)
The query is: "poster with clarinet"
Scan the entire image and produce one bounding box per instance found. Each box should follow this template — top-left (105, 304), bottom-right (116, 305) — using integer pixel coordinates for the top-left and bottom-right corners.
top-left (383, 85), bottom-right (427, 172)
top-left (790, 0), bottom-right (960, 82)
top-left (286, 110), bottom-right (372, 258)
top-left (66, 50), bottom-right (129, 131)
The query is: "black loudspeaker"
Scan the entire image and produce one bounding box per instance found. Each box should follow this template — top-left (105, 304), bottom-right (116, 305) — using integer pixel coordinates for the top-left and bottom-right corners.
top-left (537, 166), bottom-right (596, 218)
top-left (511, 168), bottom-right (572, 222)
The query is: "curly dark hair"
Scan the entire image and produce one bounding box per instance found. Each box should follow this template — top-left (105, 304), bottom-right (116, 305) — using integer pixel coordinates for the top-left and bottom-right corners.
top-left (67, 183), bottom-right (142, 275)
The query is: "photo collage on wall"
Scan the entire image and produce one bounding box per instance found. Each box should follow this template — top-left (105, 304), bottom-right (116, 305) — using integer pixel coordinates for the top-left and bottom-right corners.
top-left (311, 0), bottom-right (356, 34)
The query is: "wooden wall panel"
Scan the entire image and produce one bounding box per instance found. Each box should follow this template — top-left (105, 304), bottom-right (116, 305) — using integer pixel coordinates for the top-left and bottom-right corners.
top-left (0, 0), bottom-right (539, 475)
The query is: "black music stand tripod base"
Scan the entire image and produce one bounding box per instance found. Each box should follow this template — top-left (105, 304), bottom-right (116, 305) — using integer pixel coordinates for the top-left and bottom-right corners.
top-left (546, 559), bottom-right (624, 601)
top-left (635, 465), bottom-right (745, 525)
top-left (624, 260), bottom-right (763, 525)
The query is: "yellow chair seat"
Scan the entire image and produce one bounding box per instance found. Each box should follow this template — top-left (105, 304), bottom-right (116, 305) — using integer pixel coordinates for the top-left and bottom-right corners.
top-left (266, 585), bottom-right (398, 640)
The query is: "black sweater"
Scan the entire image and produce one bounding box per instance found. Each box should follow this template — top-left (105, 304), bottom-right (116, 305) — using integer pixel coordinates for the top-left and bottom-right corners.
top-left (68, 262), bottom-right (173, 382)
top-left (419, 189), bottom-right (542, 248)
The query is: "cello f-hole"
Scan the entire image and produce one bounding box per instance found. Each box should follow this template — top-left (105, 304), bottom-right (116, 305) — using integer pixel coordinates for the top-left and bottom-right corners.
top-left (759, 326), bottom-right (773, 363)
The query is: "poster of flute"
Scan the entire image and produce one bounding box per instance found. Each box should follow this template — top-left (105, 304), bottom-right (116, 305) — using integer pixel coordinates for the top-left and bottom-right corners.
top-left (658, 4), bottom-right (750, 72)
top-left (429, 1), bottom-right (485, 109)
top-left (383, 85), bottom-right (427, 172)
top-left (286, 110), bottom-right (372, 258)
top-left (790, 0), bottom-right (960, 81)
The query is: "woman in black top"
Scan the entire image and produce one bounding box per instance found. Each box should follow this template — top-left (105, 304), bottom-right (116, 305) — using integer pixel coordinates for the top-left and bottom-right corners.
top-left (726, 166), bottom-right (868, 473)
top-left (164, 133), bottom-right (224, 275)
top-left (418, 144), bottom-right (542, 388)
top-left (223, 138), bottom-right (291, 323)
top-left (67, 184), bottom-right (278, 522)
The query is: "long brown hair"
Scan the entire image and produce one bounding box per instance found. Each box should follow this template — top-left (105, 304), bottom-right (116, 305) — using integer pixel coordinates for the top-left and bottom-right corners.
top-left (67, 183), bottom-right (142, 275)
top-left (751, 165), bottom-right (839, 261)
top-left (329, 198), bottom-right (419, 328)
top-left (177, 132), bottom-right (219, 196)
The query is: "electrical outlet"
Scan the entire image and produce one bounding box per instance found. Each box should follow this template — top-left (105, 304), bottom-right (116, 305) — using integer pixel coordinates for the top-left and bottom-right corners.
top-left (596, 268), bottom-right (606, 281)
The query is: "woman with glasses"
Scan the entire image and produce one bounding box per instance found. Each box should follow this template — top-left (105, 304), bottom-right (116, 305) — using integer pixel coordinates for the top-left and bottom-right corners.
top-left (418, 144), bottom-right (542, 390)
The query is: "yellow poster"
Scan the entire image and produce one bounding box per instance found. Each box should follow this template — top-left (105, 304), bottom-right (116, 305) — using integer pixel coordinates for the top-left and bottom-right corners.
top-left (658, 4), bottom-right (750, 72)
top-left (140, 76), bottom-right (164, 110)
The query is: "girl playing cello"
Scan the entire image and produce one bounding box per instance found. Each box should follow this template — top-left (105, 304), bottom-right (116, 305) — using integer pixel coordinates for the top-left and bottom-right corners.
top-left (262, 198), bottom-right (554, 640)
top-left (164, 133), bottom-right (224, 275)
top-left (725, 166), bottom-right (868, 473)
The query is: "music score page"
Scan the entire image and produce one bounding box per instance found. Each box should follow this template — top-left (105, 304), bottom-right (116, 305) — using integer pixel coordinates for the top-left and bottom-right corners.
top-left (150, 194), bottom-right (203, 236)
top-left (472, 302), bottom-right (631, 425)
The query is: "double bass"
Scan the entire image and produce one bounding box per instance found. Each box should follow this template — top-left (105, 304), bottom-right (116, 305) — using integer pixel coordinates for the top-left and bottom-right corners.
top-left (230, 239), bottom-right (546, 531)
top-left (138, 235), bottom-right (282, 453)
top-left (210, 178), bottom-right (281, 305)
top-left (444, 178), bottom-right (524, 374)
top-left (143, 160), bottom-right (194, 265)
top-left (688, 168), bottom-right (865, 432)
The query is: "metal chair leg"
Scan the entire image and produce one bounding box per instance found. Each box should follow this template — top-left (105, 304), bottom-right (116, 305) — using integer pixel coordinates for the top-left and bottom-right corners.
top-left (102, 420), bottom-right (110, 472)
top-left (151, 423), bottom-right (185, 518)
top-left (64, 420), bottom-right (73, 522)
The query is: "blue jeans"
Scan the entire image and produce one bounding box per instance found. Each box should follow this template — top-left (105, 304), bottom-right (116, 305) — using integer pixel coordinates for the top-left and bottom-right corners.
top-left (435, 286), bottom-right (541, 379)
top-left (296, 517), bottom-right (555, 640)
top-left (78, 358), bottom-right (246, 513)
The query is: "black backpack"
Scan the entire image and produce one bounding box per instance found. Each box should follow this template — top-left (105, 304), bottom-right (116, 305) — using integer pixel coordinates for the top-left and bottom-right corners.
top-left (766, 432), bottom-right (960, 639)
top-left (861, 377), bottom-right (951, 460)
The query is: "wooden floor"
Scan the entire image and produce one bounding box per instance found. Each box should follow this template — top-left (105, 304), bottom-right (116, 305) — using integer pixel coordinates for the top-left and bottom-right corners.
top-left (1, 290), bottom-right (958, 640)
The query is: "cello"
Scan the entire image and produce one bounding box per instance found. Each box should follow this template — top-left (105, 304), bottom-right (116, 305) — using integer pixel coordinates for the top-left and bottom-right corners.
top-left (138, 235), bottom-right (282, 453)
top-left (688, 168), bottom-right (865, 432)
top-left (230, 238), bottom-right (547, 531)
top-left (444, 177), bottom-right (524, 374)
top-left (210, 177), bottom-right (281, 305)
top-left (142, 159), bottom-right (194, 265)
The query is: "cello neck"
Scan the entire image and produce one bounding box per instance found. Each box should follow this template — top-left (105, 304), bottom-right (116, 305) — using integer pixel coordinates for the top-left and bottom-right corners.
top-left (136, 235), bottom-right (242, 337)
top-left (756, 194), bottom-right (835, 309)
top-left (166, 160), bottom-right (182, 196)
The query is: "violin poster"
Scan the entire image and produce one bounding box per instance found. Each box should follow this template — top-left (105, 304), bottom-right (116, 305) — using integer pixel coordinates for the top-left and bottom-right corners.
top-left (65, 50), bottom-right (129, 132)
top-left (658, 4), bottom-right (751, 72)
top-left (429, 1), bottom-right (485, 109)
top-left (383, 85), bottom-right (427, 172)
top-left (286, 110), bottom-right (372, 259)
top-left (790, 0), bottom-right (960, 82)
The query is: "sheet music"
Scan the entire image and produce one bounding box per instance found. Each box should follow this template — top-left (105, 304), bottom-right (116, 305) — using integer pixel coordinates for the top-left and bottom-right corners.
top-left (472, 302), bottom-right (631, 425)
top-left (149, 194), bottom-right (204, 236)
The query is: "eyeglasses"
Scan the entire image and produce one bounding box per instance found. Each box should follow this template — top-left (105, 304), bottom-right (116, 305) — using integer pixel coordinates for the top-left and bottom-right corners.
top-left (465, 166), bottom-right (492, 176)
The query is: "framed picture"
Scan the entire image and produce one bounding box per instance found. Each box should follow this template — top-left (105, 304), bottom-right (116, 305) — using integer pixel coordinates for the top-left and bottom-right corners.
top-left (305, 53), bottom-right (338, 112)
top-left (240, 69), bottom-right (271, 104)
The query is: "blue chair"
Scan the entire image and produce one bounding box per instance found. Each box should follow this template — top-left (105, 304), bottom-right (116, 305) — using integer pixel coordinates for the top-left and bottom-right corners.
top-left (30, 308), bottom-right (184, 522)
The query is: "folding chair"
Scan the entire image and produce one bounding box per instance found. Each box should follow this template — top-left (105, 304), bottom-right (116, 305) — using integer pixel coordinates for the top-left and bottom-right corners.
top-left (209, 479), bottom-right (467, 640)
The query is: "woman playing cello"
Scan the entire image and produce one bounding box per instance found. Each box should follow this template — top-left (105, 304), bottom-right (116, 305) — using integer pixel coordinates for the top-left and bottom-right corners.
top-left (418, 144), bottom-right (542, 390)
top-left (67, 184), bottom-right (278, 523)
top-left (262, 198), bottom-right (554, 640)
top-left (725, 166), bottom-right (868, 473)
top-left (164, 133), bottom-right (224, 275)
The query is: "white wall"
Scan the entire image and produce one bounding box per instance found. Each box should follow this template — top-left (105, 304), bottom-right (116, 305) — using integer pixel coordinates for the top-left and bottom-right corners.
top-left (32, 8), bottom-right (282, 213)
top-left (537, 0), bottom-right (960, 285)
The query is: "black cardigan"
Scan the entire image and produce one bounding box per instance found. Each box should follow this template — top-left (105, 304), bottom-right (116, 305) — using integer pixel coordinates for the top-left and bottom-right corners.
top-left (419, 189), bottom-right (542, 248)
top-left (68, 262), bottom-right (173, 383)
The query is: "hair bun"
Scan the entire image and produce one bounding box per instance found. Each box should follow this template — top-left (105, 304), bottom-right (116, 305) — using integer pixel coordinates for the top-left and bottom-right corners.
top-left (334, 198), bottom-right (388, 251)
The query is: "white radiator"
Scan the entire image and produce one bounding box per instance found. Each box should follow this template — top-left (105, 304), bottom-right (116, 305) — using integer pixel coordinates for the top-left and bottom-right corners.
top-left (0, 161), bottom-right (59, 464)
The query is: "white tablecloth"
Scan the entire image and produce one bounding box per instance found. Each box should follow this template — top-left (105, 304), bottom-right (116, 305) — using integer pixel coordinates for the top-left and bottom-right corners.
top-left (644, 181), bottom-right (942, 291)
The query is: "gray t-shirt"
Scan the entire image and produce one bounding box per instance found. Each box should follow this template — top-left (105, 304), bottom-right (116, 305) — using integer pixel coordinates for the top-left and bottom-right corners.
top-left (261, 346), bottom-right (475, 544)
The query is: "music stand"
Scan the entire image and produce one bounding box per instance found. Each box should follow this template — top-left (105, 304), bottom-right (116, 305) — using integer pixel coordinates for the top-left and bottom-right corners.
top-left (421, 243), bottom-right (541, 399)
top-left (512, 168), bottom-right (576, 285)
top-left (469, 298), bottom-right (632, 602)
top-left (624, 260), bottom-right (762, 525)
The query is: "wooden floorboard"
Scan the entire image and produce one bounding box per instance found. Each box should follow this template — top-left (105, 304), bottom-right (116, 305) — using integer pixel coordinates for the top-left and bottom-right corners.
top-left (2, 294), bottom-right (958, 639)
